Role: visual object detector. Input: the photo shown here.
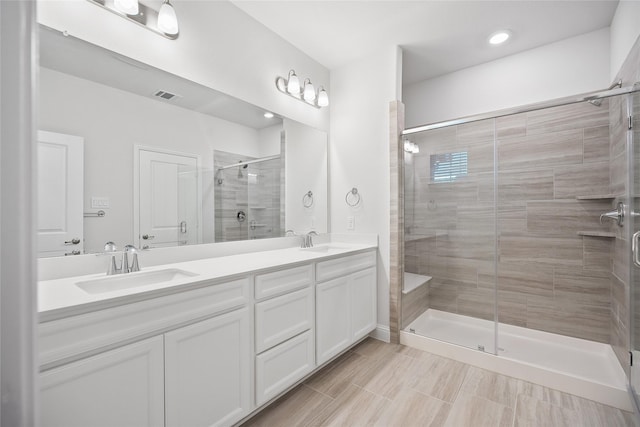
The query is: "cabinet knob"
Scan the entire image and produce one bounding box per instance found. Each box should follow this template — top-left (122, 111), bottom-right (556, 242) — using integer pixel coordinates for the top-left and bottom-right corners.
top-left (142, 234), bottom-right (155, 240)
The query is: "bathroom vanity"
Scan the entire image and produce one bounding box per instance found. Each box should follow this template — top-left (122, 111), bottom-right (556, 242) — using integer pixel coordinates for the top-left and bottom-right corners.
top-left (37, 240), bottom-right (377, 427)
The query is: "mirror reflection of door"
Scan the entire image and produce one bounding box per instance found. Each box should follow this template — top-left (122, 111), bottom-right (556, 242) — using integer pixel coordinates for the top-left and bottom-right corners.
top-left (135, 147), bottom-right (200, 249)
top-left (37, 131), bottom-right (84, 257)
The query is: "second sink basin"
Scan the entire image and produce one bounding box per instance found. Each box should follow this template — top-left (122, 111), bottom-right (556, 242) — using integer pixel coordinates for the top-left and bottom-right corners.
top-left (76, 268), bottom-right (199, 294)
top-left (299, 244), bottom-right (350, 254)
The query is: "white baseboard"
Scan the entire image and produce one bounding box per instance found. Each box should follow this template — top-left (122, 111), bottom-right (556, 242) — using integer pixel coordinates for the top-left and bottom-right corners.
top-left (369, 324), bottom-right (390, 342)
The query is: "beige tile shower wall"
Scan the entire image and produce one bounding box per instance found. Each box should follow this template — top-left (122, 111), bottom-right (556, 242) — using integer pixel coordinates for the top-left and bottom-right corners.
top-left (214, 151), bottom-right (283, 242)
top-left (407, 101), bottom-right (616, 343)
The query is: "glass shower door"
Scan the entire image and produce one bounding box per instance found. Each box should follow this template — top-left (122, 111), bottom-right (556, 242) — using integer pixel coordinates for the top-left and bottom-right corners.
top-left (402, 118), bottom-right (497, 354)
top-left (630, 91), bottom-right (640, 410)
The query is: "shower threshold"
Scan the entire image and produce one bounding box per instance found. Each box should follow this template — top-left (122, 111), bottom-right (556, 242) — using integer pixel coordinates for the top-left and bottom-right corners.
top-left (402, 309), bottom-right (631, 411)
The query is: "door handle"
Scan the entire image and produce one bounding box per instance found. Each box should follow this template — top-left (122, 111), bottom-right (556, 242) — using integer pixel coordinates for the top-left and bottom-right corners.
top-left (65, 250), bottom-right (81, 256)
top-left (180, 221), bottom-right (187, 233)
top-left (64, 238), bottom-right (81, 245)
top-left (633, 231), bottom-right (640, 267)
top-left (142, 234), bottom-right (155, 240)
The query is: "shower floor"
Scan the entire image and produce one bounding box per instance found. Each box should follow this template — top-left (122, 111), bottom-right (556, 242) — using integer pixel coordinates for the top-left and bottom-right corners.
top-left (403, 309), bottom-right (631, 410)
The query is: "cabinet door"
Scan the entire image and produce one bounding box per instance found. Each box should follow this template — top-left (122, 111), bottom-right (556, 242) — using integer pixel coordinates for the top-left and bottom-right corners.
top-left (40, 336), bottom-right (164, 427)
top-left (255, 330), bottom-right (314, 405)
top-left (316, 277), bottom-right (351, 365)
top-left (350, 267), bottom-right (377, 341)
top-left (165, 308), bottom-right (251, 427)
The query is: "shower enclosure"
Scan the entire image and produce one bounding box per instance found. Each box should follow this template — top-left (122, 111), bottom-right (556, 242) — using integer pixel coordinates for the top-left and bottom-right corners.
top-left (400, 84), bottom-right (640, 411)
top-left (214, 151), bottom-right (283, 242)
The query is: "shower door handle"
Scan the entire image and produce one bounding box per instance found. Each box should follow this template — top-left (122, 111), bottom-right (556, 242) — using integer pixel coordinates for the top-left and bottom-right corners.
top-left (633, 231), bottom-right (640, 267)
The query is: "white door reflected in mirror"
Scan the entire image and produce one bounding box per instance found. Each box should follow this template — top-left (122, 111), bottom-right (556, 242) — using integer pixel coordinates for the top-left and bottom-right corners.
top-left (37, 131), bottom-right (84, 257)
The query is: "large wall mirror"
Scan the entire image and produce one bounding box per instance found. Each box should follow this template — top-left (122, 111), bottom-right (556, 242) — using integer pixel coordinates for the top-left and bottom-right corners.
top-left (37, 25), bottom-right (328, 257)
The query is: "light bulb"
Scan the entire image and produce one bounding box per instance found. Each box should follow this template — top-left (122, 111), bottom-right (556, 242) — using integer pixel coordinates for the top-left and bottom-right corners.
top-left (404, 140), bottom-right (412, 152)
top-left (411, 143), bottom-right (420, 154)
top-left (114, 0), bottom-right (139, 15)
top-left (317, 87), bottom-right (329, 107)
top-left (264, 112), bottom-right (274, 118)
top-left (276, 77), bottom-right (286, 92)
top-left (303, 79), bottom-right (316, 102)
top-left (158, 0), bottom-right (179, 35)
top-left (287, 71), bottom-right (300, 95)
top-left (489, 30), bottom-right (511, 45)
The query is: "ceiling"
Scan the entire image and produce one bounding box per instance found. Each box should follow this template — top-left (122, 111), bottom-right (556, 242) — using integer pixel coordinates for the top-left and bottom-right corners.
top-left (232, 0), bottom-right (619, 86)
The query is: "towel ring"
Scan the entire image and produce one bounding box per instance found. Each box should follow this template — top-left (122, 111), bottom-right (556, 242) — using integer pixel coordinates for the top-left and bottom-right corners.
top-left (303, 190), bottom-right (314, 208)
top-left (345, 188), bottom-right (361, 207)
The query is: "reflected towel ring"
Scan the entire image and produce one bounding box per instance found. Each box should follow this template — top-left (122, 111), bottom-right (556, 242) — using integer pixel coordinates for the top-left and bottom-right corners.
top-left (345, 188), bottom-right (361, 207)
top-left (303, 190), bottom-right (314, 208)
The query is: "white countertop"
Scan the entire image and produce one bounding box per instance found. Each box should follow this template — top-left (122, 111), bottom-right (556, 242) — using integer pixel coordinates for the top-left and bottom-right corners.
top-left (39, 242), bottom-right (376, 320)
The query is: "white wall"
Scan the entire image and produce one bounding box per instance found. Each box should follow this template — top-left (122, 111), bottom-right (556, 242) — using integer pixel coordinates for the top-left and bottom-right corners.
top-left (284, 119), bottom-right (328, 234)
top-left (610, 0), bottom-right (640, 81)
top-left (329, 46), bottom-right (402, 333)
top-left (403, 28), bottom-right (610, 127)
top-left (39, 67), bottom-right (264, 252)
top-left (37, 0), bottom-right (329, 132)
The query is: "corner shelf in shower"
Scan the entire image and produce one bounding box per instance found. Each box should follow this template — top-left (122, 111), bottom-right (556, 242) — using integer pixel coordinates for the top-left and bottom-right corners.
top-left (575, 194), bottom-right (617, 200)
top-left (577, 231), bottom-right (616, 238)
top-left (403, 272), bottom-right (432, 294)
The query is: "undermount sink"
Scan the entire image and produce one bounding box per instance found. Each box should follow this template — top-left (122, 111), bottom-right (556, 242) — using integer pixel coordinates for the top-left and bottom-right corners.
top-left (299, 244), bottom-right (349, 253)
top-left (76, 268), bottom-right (199, 294)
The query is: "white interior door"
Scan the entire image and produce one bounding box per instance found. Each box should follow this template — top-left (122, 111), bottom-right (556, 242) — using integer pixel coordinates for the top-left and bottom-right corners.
top-left (37, 130), bottom-right (84, 257)
top-left (137, 148), bottom-right (200, 248)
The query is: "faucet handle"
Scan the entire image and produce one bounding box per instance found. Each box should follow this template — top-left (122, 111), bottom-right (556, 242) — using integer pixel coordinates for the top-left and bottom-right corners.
top-left (285, 229), bottom-right (297, 236)
top-left (103, 241), bottom-right (117, 252)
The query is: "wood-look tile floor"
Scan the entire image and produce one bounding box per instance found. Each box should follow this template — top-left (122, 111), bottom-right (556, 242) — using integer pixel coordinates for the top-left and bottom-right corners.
top-left (242, 338), bottom-right (635, 427)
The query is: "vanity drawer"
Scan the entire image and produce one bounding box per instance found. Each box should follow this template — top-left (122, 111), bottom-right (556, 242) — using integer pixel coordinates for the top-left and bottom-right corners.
top-left (255, 287), bottom-right (313, 353)
top-left (255, 264), bottom-right (313, 300)
top-left (255, 330), bottom-right (314, 406)
top-left (39, 277), bottom-right (250, 367)
top-left (316, 250), bottom-right (376, 282)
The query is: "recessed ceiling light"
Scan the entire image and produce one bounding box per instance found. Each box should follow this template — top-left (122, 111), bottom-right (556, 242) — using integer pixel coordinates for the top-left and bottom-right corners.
top-left (489, 30), bottom-right (511, 45)
top-left (264, 112), bottom-right (274, 118)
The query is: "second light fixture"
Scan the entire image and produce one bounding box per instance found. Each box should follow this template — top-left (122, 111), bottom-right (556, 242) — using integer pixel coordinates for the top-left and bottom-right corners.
top-left (276, 70), bottom-right (329, 108)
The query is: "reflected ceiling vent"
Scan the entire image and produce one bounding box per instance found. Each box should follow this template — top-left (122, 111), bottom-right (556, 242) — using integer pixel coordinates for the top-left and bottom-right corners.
top-left (153, 90), bottom-right (181, 101)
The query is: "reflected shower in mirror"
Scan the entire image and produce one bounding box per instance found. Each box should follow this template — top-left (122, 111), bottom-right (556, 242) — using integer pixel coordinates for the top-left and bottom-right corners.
top-left (37, 25), bottom-right (327, 257)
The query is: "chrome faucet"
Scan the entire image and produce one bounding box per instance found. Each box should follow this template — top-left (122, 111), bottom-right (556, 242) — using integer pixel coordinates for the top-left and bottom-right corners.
top-left (104, 242), bottom-right (141, 275)
top-left (123, 244), bottom-right (140, 273)
top-left (303, 231), bottom-right (318, 248)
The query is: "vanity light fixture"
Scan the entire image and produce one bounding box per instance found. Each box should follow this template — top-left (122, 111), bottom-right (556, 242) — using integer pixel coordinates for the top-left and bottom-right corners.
top-left (302, 78), bottom-right (316, 102)
top-left (317, 87), bottom-right (329, 107)
top-left (286, 70), bottom-right (300, 95)
top-left (87, 0), bottom-right (180, 40)
top-left (275, 69), bottom-right (329, 109)
top-left (158, 0), bottom-right (179, 35)
top-left (489, 30), bottom-right (511, 45)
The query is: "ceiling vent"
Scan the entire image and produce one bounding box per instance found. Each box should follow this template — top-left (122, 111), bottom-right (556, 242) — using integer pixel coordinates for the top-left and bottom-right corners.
top-left (153, 90), bottom-right (181, 101)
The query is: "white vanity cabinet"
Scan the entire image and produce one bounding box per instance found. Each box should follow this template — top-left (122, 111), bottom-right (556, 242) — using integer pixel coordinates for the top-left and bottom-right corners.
top-left (39, 277), bottom-right (252, 427)
top-left (40, 336), bottom-right (165, 427)
top-left (165, 307), bottom-right (251, 427)
top-left (38, 244), bottom-right (379, 427)
top-left (254, 265), bottom-right (315, 405)
top-left (316, 251), bottom-right (377, 365)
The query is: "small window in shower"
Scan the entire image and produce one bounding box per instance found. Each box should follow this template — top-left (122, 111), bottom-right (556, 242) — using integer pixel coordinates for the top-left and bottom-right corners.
top-left (431, 151), bottom-right (468, 183)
